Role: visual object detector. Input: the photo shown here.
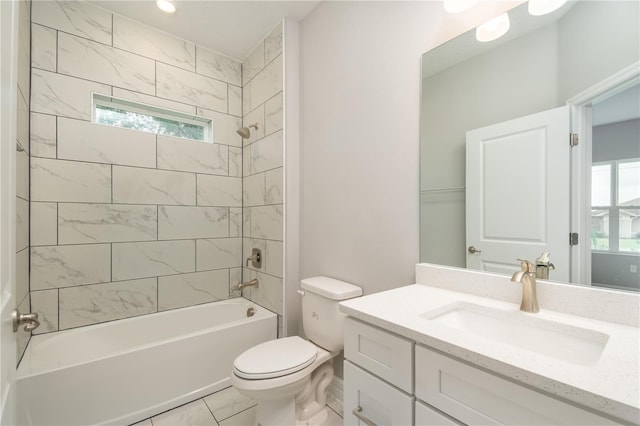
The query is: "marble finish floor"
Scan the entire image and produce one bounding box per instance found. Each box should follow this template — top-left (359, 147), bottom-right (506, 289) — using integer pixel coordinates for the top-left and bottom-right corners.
top-left (131, 386), bottom-right (343, 426)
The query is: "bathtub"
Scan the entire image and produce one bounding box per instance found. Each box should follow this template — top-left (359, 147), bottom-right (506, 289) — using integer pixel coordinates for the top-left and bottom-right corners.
top-left (16, 298), bottom-right (276, 426)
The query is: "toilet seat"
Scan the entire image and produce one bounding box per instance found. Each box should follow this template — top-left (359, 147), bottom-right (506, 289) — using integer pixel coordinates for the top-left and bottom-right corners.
top-left (233, 336), bottom-right (318, 380)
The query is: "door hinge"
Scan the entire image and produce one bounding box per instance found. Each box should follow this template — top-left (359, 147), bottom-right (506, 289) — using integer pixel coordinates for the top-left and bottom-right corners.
top-left (570, 233), bottom-right (579, 245)
top-left (570, 133), bottom-right (579, 147)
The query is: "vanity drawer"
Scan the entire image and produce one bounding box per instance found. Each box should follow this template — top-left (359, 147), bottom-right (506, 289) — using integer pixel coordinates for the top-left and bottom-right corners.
top-left (415, 400), bottom-right (463, 426)
top-left (415, 345), bottom-right (618, 425)
top-left (344, 317), bottom-right (413, 392)
top-left (344, 360), bottom-right (414, 426)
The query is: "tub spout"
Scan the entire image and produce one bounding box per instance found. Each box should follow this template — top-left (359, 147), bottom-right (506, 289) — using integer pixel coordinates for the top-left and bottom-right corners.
top-left (235, 278), bottom-right (259, 292)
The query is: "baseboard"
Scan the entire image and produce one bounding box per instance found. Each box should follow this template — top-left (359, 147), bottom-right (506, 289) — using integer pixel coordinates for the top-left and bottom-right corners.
top-left (327, 376), bottom-right (343, 418)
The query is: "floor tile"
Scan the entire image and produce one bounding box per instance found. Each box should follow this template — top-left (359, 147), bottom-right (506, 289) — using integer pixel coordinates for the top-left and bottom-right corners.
top-left (204, 386), bottom-right (257, 422)
top-left (151, 400), bottom-right (218, 426)
top-left (218, 406), bottom-right (257, 426)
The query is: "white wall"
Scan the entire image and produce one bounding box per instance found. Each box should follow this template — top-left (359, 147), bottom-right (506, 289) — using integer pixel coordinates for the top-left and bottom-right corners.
top-left (299, 1), bottom-right (516, 296)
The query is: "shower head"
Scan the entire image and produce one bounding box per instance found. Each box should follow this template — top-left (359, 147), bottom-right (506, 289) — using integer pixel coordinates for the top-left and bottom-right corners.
top-left (237, 123), bottom-right (259, 139)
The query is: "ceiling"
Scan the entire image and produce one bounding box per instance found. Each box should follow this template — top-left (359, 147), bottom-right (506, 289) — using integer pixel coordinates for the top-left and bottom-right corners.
top-left (90, 1), bottom-right (321, 61)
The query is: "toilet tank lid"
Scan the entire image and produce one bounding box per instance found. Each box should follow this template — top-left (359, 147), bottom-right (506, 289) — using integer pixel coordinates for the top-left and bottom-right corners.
top-left (300, 276), bottom-right (362, 300)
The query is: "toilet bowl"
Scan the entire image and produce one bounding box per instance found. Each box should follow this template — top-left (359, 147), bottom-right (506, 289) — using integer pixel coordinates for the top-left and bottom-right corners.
top-left (231, 277), bottom-right (362, 426)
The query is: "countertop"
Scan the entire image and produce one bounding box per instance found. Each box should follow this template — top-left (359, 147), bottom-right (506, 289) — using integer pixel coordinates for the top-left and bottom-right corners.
top-left (339, 284), bottom-right (640, 423)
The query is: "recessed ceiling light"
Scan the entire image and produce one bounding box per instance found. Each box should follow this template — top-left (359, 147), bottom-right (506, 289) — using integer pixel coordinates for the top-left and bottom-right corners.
top-left (476, 13), bottom-right (511, 42)
top-left (528, 0), bottom-right (568, 16)
top-left (156, 0), bottom-right (176, 14)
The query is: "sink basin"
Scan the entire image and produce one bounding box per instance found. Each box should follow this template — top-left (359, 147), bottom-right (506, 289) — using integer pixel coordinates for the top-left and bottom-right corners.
top-left (422, 302), bottom-right (609, 366)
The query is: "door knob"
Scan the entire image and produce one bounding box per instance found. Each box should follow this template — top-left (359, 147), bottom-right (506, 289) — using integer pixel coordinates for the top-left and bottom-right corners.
top-left (468, 246), bottom-right (482, 254)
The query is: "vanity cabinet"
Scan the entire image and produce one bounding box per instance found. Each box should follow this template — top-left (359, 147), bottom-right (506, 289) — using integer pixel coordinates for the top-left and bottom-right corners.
top-left (344, 317), bottom-right (621, 426)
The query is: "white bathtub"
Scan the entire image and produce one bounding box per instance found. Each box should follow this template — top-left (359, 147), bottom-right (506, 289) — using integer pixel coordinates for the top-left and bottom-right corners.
top-left (16, 298), bottom-right (277, 426)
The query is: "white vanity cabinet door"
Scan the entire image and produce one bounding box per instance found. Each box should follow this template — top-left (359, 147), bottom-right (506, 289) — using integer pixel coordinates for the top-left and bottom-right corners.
top-left (415, 346), bottom-right (619, 425)
top-left (344, 360), bottom-right (414, 426)
top-left (415, 400), bottom-right (463, 426)
top-left (344, 318), bottom-right (414, 393)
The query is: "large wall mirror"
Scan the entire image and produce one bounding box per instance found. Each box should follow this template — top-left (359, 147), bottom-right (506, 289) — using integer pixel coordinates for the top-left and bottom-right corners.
top-left (420, 1), bottom-right (640, 292)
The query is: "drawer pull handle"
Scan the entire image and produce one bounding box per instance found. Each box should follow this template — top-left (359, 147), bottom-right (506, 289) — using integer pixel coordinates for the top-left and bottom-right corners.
top-left (353, 406), bottom-right (377, 426)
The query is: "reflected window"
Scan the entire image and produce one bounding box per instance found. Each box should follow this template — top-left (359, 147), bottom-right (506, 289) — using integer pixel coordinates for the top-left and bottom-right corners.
top-left (591, 160), bottom-right (640, 253)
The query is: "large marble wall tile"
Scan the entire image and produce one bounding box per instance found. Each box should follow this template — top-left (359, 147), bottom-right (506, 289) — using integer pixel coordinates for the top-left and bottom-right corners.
top-left (113, 15), bottom-right (195, 72)
top-left (59, 278), bottom-right (157, 330)
top-left (32, 24), bottom-right (56, 72)
top-left (265, 24), bottom-right (283, 64)
top-left (31, 69), bottom-right (111, 120)
top-left (58, 33), bottom-right (155, 95)
top-left (242, 104), bottom-right (265, 145)
top-left (158, 270), bottom-right (229, 311)
top-left (157, 135), bottom-right (228, 176)
top-left (242, 41), bottom-right (264, 84)
top-left (265, 92), bottom-right (283, 135)
top-left (113, 166), bottom-right (195, 206)
top-left (32, 0), bottom-right (112, 45)
top-left (196, 238), bottom-right (242, 271)
top-left (230, 208), bottom-right (242, 238)
top-left (31, 244), bottom-right (111, 290)
top-left (16, 149), bottom-right (29, 200)
top-left (16, 89), bottom-right (29, 152)
top-left (158, 206), bottom-right (228, 240)
top-left (249, 205), bottom-right (283, 240)
top-left (242, 82), bottom-right (252, 116)
top-left (250, 130), bottom-right (283, 174)
top-left (113, 88), bottom-right (196, 115)
top-left (112, 240), bottom-right (195, 281)
top-left (195, 46), bottom-right (241, 86)
top-left (31, 289), bottom-right (59, 334)
top-left (31, 202), bottom-right (57, 246)
top-left (30, 112), bottom-right (56, 158)
top-left (16, 197), bottom-right (28, 252)
top-left (195, 108), bottom-right (242, 147)
top-left (248, 270), bottom-right (283, 316)
top-left (156, 63), bottom-right (228, 112)
top-left (196, 175), bottom-right (241, 207)
top-left (250, 54), bottom-right (283, 109)
top-left (58, 117), bottom-right (156, 168)
top-left (31, 158), bottom-right (111, 203)
top-left (265, 168), bottom-right (283, 205)
top-left (265, 240), bottom-right (283, 278)
top-left (230, 267), bottom-right (242, 297)
top-left (243, 173), bottom-right (266, 207)
top-left (16, 248), bottom-right (29, 304)
top-left (242, 206), bottom-right (251, 238)
top-left (228, 85), bottom-right (243, 117)
top-left (58, 203), bottom-right (157, 244)
top-left (229, 147), bottom-right (242, 178)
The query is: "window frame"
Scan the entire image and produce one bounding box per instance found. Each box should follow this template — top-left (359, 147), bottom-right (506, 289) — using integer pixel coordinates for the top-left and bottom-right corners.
top-left (92, 93), bottom-right (213, 143)
top-left (591, 158), bottom-right (640, 254)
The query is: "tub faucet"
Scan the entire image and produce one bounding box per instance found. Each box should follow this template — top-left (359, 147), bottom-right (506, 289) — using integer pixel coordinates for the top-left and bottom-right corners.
top-left (511, 259), bottom-right (540, 313)
top-left (235, 278), bottom-right (259, 292)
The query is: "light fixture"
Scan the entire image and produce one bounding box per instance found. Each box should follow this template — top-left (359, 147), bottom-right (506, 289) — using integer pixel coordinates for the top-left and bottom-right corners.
top-left (476, 13), bottom-right (511, 42)
top-left (443, 0), bottom-right (478, 14)
top-left (156, 0), bottom-right (176, 14)
top-left (528, 0), bottom-right (568, 16)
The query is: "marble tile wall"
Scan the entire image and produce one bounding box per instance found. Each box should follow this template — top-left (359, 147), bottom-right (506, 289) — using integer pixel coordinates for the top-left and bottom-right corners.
top-left (241, 23), bottom-right (285, 328)
top-left (29, 0), bottom-right (245, 333)
top-left (16, 0), bottom-right (32, 363)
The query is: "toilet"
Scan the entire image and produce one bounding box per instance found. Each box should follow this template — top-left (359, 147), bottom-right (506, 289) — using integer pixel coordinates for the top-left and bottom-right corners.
top-left (231, 276), bottom-right (362, 426)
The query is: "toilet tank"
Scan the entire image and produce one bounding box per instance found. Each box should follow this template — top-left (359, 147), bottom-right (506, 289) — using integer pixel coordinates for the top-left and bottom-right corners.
top-left (300, 277), bottom-right (362, 352)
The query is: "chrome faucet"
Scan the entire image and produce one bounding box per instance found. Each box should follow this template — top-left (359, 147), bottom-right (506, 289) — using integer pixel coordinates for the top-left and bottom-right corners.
top-left (511, 259), bottom-right (540, 313)
top-left (235, 278), bottom-right (259, 292)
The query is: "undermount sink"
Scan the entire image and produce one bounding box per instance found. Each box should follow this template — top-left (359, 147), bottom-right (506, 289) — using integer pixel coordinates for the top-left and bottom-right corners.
top-left (421, 302), bottom-right (610, 366)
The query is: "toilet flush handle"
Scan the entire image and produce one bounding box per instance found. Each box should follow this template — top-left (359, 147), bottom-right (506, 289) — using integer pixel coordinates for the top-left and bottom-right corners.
top-left (297, 289), bottom-right (305, 296)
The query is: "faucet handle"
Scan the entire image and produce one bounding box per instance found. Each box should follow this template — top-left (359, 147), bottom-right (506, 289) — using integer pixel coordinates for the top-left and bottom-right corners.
top-left (516, 259), bottom-right (536, 273)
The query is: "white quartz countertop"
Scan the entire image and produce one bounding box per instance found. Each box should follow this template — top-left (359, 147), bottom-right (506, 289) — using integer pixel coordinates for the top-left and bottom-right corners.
top-left (339, 284), bottom-right (640, 423)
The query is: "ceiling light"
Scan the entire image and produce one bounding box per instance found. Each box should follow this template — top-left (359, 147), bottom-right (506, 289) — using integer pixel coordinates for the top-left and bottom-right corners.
top-left (528, 0), bottom-right (568, 16)
top-left (443, 0), bottom-right (478, 14)
top-left (156, 0), bottom-right (176, 14)
top-left (476, 13), bottom-right (511, 42)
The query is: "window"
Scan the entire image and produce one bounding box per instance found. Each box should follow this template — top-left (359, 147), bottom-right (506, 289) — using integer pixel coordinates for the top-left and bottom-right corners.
top-left (93, 94), bottom-right (212, 142)
top-left (591, 159), bottom-right (640, 253)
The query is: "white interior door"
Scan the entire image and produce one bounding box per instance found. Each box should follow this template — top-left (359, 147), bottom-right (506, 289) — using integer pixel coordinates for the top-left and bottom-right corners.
top-left (0, 0), bottom-right (19, 424)
top-left (466, 106), bottom-right (570, 282)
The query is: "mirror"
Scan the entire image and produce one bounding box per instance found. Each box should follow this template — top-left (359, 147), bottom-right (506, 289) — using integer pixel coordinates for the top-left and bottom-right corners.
top-left (420, 1), bottom-right (640, 291)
